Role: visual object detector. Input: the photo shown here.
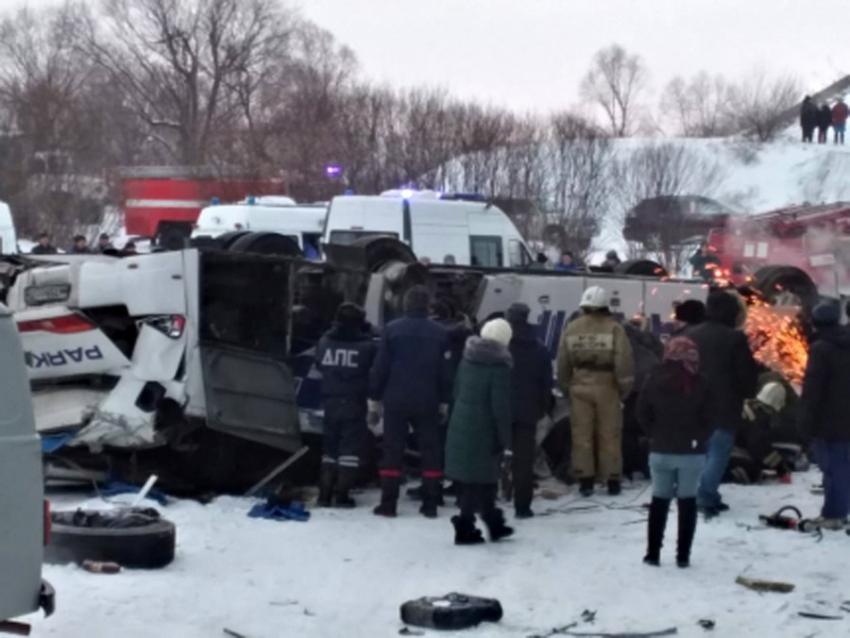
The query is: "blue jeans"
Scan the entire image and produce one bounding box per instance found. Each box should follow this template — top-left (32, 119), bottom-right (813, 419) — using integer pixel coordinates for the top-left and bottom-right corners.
top-left (815, 440), bottom-right (850, 520)
top-left (650, 453), bottom-right (705, 499)
top-left (697, 429), bottom-right (736, 509)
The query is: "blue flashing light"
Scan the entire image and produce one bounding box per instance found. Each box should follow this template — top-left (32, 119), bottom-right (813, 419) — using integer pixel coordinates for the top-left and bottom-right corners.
top-left (211, 197), bottom-right (220, 205)
top-left (344, 189), bottom-right (354, 196)
top-left (247, 196), bottom-right (256, 205)
top-left (400, 189), bottom-right (415, 199)
top-left (325, 165), bottom-right (343, 177)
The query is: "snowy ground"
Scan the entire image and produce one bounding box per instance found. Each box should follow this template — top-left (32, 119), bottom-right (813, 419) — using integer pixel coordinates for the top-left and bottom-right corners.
top-left (26, 471), bottom-right (849, 638)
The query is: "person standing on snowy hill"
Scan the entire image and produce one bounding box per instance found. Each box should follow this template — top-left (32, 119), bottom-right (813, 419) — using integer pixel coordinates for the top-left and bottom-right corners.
top-left (832, 98), bottom-right (848, 144)
top-left (315, 303), bottom-right (377, 508)
top-left (557, 286), bottom-right (634, 498)
top-left (800, 96), bottom-right (818, 143)
top-left (444, 318), bottom-right (514, 545)
top-left (817, 103), bottom-right (833, 144)
top-left (637, 336), bottom-right (712, 568)
top-left (799, 302), bottom-right (850, 531)
top-left (369, 286), bottom-right (451, 519)
top-left (684, 291), bottom-right (759, 517)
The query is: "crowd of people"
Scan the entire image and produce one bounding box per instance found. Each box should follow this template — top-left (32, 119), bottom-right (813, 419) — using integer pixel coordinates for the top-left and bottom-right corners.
top-left (800, 96), bottom-right (849, 145)
top-left (30, 232), bottom-right (137, 256)
top-left (314, 281), bottom-right (850, 565)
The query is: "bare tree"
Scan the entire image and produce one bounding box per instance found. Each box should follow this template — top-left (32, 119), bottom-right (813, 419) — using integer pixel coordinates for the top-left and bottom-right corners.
top-left (542, 114), bottom-right (613, 260)
top-left (81, 0), bottom-right (293, 166)
top-left (612, 142), bottom-right (728, 271)
top-left (580, 44), bottom-right (649, 138)
top-left (727, 68), bottom-right (802, 142)
top-left (660, 71), bottom-right (736, 137)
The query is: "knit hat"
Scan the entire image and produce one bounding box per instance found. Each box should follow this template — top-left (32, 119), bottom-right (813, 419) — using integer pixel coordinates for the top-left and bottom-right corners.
top-left (756, 382), bottom-right (786, 413)
top-left (812, 302), bottom-right (840, 327)
top-left (663, 336), bottom-right (700, 375)
top-left (480, 318), bottom-right (513, 347)
top-left (403, 285), bottom-right (431, 314)
top-left (335, 302), bottom-right (365, 327)
top-left (506, 303), bottom-right (530, 327)
top-left (674, 299), bottom-right (706, 325)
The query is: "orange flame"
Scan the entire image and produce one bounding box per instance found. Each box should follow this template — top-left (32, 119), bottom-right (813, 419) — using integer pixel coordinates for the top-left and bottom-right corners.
top-left (744, 298), bottom-right (808, 385)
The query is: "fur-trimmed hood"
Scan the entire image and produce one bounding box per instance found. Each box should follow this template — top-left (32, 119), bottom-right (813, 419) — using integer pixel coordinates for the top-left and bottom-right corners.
top-left (463, 336), bottom-right (513, 367)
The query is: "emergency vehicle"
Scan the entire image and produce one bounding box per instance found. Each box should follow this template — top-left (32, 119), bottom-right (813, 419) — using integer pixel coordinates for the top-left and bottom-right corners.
top-left (120, 167), bottom-right (286, 245)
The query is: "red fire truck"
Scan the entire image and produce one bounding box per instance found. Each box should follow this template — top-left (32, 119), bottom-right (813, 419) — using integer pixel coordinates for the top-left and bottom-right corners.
top-left (121, 167), bottom-right (286, 245)
top-left (705, 202), bottom-right (850, 307)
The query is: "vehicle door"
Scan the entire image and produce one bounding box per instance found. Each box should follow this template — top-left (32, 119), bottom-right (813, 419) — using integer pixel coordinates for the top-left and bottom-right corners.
top-left (195, 251), bottom-right (301, 451)
top-left (0, 306), bottom-right (44, 622)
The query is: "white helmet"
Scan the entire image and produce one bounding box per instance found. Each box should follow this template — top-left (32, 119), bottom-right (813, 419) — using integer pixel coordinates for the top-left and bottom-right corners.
top-left (580, 286), bottom-right (610, 310)
top-left (757, 382), bottom-right (786, 413)
top-left (480, 318), bottom-right (513, 347)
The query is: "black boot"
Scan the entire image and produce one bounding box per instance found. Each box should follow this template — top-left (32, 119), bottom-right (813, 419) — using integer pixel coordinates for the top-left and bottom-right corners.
top-left (579, 478), bottom-right (594, 498)
top-left (373, 476), bottom-right (400, 517)
top-left (644, 497), bottom-right (671, 566)
top-left (676, 497), bottom-right (698, 568)
top-left (451, 515), bottom-right (485, 545)
top-left (335, 466), bottom-right (358, 509)
top-left (608, 479), bottom-right (622, 496)
top-left (483, 508), bottom-right (514, 542)
top-left (419, 478), bottom-right (441, 519)
top-left (317, 465), bottom-right (336, 508)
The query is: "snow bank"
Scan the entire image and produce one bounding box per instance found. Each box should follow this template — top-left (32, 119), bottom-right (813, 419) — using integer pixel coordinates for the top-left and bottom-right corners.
top-left (29, 472), bottom-right (850, 637)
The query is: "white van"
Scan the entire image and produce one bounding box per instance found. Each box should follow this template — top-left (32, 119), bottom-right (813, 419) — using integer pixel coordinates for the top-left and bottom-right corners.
top-left (0, 302), bottom-right (54, 629)
top-left (192, 199), bottom-right (327, 257)
top-left (0, 201), bottom-right (19, 254)
top-left (322, 191), bottom-right (534, 268)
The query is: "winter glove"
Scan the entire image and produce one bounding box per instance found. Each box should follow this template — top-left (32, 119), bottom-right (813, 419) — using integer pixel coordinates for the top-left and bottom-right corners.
top-left (438, 403), bottom-right (450, 424)
top-left (367, 400), bottom-right (383, 427)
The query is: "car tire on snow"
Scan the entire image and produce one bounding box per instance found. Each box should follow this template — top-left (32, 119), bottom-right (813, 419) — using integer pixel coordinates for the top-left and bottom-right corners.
top-left (614, 259), bottom-right (668, 278)
top-left (228, 232), bottom-right (303, 257)
top-left (400, 593), bottom-right (503, 631)
top-left (46, 510), bottom-right (176, 569)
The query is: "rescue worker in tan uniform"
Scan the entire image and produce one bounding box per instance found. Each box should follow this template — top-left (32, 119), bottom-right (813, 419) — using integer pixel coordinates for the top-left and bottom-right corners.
top-left (558, 286), bottom-right (635, 497)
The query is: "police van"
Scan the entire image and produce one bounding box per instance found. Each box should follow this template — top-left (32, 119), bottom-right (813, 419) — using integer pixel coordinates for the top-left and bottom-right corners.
top-left (0, 200), bottom-right (19, 254)
top-left (192, 197), bottom-right (327, 258)
top-left (322, 190), bottom-right (535, 268)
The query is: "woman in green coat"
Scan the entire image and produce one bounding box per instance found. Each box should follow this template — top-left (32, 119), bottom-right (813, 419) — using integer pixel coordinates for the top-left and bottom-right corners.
top-left (445, 318), bottom-right (514, 545)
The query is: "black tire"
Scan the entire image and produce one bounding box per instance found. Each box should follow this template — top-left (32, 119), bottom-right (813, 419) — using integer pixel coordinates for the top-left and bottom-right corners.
top-left (229, 231), bottom-right (303, 257)
top-left (401, 593), bottom-right (503, 631)
top-left (615, 259), bottom-right (668, 277)
top-left (752, 265), bottom-right (818, 314)
top-left (159, 229), bottom-right (189, 251)
top-left (46, 511), bottom-right (176, 569)
top-left (216, 230), bottom-right (251, 250)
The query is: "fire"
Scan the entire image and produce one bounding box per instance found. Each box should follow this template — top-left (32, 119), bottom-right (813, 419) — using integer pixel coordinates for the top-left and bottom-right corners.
top-left (744, 297), bottom-right (809, 385)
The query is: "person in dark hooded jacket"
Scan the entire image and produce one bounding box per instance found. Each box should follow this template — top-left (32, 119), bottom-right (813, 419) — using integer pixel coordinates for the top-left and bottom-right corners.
top-left (445, 318), bottom-right (514, 545)
top-left (818, 103), bottom-right (833, 144)
top-left (315, 303), bottom-right (378, 508)
top-left (622, 315), bottom-right (663, 478)
top-left (800, 96), bottom-right (818, 143)
top-left (506, 303), bottom-right (553, 518)
top-left (800, 302), bottom-right (850, 529)
top-left (684, 291), bottom-right (759, 516)
top-left (369, 286), bottom-right (451, 518)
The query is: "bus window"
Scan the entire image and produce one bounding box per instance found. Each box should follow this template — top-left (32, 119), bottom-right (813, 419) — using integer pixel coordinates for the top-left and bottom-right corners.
top-left (329, 230), bottom-right (398, 245)
top-left (470, 236), bottom-right (503, 268)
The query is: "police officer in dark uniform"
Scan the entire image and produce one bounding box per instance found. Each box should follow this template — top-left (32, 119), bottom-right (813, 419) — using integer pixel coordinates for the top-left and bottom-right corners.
top-left (315, 303), bottom-right (377, 508)
top-left (369, 286), bottom-right (451, 518)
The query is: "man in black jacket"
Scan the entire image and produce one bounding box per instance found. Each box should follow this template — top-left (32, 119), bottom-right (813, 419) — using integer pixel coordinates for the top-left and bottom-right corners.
top-left (507, 303), bottom-right (553, 519)
top-left (800, 302), bottom-right (850, 529)
top-left (369, 286), bottom-right (451, 518)
top-left (685, 291), bottom-right (759, 516)
top-left (315, 303), bottom-right (378, 508)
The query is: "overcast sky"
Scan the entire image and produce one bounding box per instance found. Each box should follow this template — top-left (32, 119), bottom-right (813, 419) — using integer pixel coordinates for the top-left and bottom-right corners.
top-left (295, 0), bottom-right (847, 113)
top-left (12, 0), bottom-right (849, 114)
